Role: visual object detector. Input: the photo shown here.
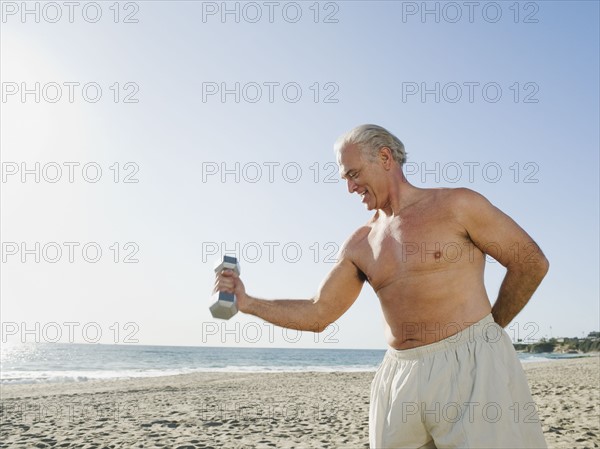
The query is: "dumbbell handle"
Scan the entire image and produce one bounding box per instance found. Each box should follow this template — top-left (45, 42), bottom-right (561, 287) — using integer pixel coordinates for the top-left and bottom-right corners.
top-left (210, 256), bottom-right (240, 320)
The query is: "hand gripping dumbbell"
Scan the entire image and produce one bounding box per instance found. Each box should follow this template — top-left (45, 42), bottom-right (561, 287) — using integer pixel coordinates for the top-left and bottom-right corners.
top-left (209, 255), bottom-right (241, 320)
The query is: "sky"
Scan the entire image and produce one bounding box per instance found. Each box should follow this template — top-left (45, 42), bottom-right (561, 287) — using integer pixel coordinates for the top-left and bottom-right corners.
top-left (1, 0), bottom-right (598, 349)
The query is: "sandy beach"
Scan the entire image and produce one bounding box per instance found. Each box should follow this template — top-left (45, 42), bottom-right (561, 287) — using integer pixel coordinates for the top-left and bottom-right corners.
top-left (1, 356), bottom-right (598, 449)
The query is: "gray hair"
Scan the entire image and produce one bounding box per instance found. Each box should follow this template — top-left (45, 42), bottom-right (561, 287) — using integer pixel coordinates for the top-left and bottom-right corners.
top-left (334, 124), bottom-right (407, 165)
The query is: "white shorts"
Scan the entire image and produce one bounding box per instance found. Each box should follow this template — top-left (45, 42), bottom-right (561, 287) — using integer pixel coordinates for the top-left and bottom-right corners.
top-left (369, 314), bottom-right (547, 448)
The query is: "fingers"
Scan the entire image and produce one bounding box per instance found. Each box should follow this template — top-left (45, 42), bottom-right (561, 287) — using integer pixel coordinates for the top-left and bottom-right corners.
top-left (214, 270), bottom-right (237, 294)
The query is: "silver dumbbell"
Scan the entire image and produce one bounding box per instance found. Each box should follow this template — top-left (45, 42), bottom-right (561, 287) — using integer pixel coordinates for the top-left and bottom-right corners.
top-left (209, 255), bottom-right (241, 320)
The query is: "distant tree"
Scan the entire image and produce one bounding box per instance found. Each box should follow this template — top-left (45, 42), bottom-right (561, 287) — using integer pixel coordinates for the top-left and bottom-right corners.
top-left (530, 341), bottom-right (556, 353)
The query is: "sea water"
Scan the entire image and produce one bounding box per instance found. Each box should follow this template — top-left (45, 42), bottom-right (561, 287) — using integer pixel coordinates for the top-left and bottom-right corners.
top-left (0, 343), bottom-right (585, 384)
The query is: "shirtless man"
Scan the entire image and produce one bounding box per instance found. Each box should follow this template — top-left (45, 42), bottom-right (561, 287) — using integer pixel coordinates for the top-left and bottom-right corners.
top-left (214, 124), bottom-right (549, 448)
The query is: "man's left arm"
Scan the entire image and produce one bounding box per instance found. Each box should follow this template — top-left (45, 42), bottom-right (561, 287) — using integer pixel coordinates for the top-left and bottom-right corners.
top-left (455, 188), bottom-right (550, 328)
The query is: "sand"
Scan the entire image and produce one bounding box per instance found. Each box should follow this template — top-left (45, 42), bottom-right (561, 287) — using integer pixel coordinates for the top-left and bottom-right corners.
top-left (1, 356), bottom-right (598, 449)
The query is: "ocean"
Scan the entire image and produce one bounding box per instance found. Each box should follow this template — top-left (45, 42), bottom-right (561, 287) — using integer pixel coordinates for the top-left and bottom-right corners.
top-left (0, 343), bottom-right (588, 385)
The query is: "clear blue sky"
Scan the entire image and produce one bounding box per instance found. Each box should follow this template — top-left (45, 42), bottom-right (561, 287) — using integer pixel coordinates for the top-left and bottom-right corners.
top-left (1, 1), bottom-right (598, 349)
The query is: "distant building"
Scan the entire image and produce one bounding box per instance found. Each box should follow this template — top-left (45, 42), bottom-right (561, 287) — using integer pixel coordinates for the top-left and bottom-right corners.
top-left (587, 331), bottom-right (600, 340)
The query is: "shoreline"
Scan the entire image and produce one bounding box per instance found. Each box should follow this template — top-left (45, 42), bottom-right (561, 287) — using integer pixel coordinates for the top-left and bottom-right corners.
top-left (3, 352), bottom-right (596, 387)
top-left (1, 357), bottom-right (598, 448)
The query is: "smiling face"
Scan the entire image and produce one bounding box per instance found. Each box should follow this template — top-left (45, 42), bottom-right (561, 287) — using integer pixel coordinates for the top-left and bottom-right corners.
top-left (338, 144), bottom-right (390, 211)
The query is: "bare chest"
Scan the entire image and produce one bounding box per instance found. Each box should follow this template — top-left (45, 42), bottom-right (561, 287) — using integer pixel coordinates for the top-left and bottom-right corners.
top-left (353, 211), bottom-right (476, 290)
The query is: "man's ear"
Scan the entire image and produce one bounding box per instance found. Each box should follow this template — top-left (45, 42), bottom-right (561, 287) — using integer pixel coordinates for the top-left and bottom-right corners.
top-left (379, 147), bottom-right (393, 169)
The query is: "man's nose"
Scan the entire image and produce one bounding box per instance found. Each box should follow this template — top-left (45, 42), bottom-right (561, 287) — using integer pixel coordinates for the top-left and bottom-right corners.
top-left (347, 178), bottom-right (357, 193)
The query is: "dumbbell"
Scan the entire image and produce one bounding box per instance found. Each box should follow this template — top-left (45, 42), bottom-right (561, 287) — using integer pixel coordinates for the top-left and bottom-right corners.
top-left (209, 255), bottom-right (241, 320)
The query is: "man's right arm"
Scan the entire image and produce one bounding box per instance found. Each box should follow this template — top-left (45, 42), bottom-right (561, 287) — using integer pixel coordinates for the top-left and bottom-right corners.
top-left (215, 247), bottom-right (366, 333)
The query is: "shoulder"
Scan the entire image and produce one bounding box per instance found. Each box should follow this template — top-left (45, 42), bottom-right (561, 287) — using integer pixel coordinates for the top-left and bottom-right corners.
top-left (340, 223), bottom-right (372, 256)
top-left (436, 186), bottom-right (487, 202)
top-left (336, 219), bottom-right (374, 267)
top-left (428, 188), bottom-right (498, 234)
top-left (440, 187), bottom-right (493, 214)
top-left (403, 187), bottom-right (489, 209)
top-left (339, 210), bottom-right (382, 253)
top-left (442, 188), bottom-right (522, 245)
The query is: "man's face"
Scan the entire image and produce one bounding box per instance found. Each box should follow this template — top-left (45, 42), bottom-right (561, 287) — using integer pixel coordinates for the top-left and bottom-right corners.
top-left (338, 144), bottom-right (386, 211)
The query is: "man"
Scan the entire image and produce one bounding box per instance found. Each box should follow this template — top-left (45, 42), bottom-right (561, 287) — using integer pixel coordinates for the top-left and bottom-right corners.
top-left (215, 124), bottom-right (549, 448)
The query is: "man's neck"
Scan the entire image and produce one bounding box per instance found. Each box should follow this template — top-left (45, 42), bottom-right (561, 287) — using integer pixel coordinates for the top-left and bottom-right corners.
top-left (378, 170), bottom-right (423, 217)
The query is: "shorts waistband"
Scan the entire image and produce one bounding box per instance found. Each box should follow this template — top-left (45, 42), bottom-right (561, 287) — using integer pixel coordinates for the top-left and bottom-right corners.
top-left (385, 313), bottom-right (501, 360)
